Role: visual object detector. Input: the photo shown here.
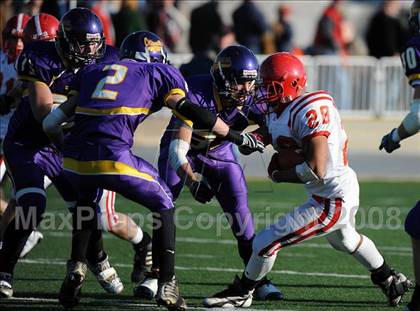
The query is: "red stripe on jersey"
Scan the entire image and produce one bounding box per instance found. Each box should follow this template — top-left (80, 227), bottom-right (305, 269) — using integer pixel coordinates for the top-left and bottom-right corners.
top-left (0, 155), bottom-right (3, 165)
top-left (289, 96), bottom-right (333, 129)
top-left (111, 191), bottom-right (118, 224)
top-left (259, 196), bottom-right (330, 257)
top-left (106, 191), bottom-right (113, 230)
top-left (289, 90), bottom-right (328, 114)
top-left (302, 130), bottom-right (331, 142)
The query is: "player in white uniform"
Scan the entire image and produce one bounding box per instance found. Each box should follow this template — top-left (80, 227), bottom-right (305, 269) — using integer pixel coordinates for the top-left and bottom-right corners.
top-left (380, 2), bottom-right (420, 310)
top-left (0, 14), bottom-right (30, 214)
top-left (203, 52), bottom-right (412, 308)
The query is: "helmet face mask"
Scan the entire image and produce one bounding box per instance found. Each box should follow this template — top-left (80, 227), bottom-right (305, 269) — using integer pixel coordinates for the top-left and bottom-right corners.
top-left (211, 45), bottom-right (259, 108)
top-left (409, 1), bottom-right (420, 35)
top-left (56, 8), bottom-right (106, 69)
top-left (221, 78), bottom-right (256, 106)
top-left (120, 31), bottom-right (168, 64)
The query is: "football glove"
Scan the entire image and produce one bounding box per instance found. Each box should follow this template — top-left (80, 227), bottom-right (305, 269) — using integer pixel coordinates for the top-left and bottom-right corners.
top-left (189, 180), bottom-right (214, 204)
top-left (379, 129), bottom-right (400, 153)
top-left (240, 133), bottom-right (265, 154)
top-left (0, 94), bottom-right (14, 115)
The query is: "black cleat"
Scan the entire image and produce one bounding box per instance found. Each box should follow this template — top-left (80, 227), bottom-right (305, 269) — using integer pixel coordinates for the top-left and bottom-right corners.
top-left (131, 233), bottom-right (152, 283)
top-left (373, 269), bottom-right (412, 306)
top-left (156, 276), bottom-right (187, 311)
top-left (58, 260), bottom-right (87, 309)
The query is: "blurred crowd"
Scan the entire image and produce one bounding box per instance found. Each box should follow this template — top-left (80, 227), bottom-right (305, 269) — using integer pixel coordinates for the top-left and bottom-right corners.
top-left (0, 0), bottom-right (412, 73)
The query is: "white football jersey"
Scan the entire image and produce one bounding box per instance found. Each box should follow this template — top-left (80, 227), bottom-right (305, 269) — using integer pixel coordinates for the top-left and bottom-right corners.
top-left (266, 90), bottom-right (355, 199)
top-left (0, 51), bottom-right (17, 141)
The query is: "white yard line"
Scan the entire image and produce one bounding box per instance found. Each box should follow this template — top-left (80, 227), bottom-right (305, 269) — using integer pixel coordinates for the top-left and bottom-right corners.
top-left (44, 232), bottom-right (412, 255)
top-left (19, 258), bottom-right (369, 279)
top-left (45, 232), bottom-right (413, 251)
top-left (9, 296), bottom-right (294, 311)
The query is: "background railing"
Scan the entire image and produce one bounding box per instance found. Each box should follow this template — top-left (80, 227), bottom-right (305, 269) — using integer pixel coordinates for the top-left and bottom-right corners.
top-left (168, 54), bottom-right (411, 118)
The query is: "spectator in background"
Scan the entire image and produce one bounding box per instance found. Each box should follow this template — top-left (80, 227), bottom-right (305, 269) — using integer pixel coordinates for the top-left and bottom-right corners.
top-left (272, 4), bottom-right (293, 52)
top-left (180, 0), bottom-right (224, 77)
top-left (91, 0), bottom-right (116, 46)
top-left (112, 0), bottom-right (146, 48)
top-left (41, 0), bottom-right (62, 19)
top-left (311, 0), bottom-right (347, 56)
top-left (366, 0), bottom-right (409, 58)
top-left (146, 0), bottom-right (189, 52)
top-left (233, 0), bottom-right (274, 54)
top-left (0, 0), bottom-right (14, 48)
top-left (22, 0), bottom-right (43, 16)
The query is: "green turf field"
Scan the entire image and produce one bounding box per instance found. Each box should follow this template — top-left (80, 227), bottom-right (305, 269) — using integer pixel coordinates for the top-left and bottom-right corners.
top-left (0, 180), bottom-right (418, 311)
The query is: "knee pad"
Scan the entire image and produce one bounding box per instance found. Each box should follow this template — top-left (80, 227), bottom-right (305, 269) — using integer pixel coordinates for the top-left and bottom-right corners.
top-left (405, 201), bottom-right (420, 239)
top-left (327, 230), bottom-right (361, 254)
top-left (252, 229), bottom-right (274, 257)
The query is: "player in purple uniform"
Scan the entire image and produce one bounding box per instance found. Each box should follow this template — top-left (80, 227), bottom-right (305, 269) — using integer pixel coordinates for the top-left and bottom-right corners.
top-left (42, 31), bottom-right (264, 310)
top-left (0, 8), bottom-right (126, 299)
top-left (133, 45), bottom-right (282, 301)
top-left (380, 1), bottom-right (420, 310)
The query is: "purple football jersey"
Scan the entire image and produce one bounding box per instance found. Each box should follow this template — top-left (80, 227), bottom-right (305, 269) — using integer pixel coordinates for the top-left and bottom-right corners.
top-left (64, 60), bottom-right (187, 160)
top-left (401, 36), bottom-right (420, 87)
top-left (6, 41), bottom-right (119, 147)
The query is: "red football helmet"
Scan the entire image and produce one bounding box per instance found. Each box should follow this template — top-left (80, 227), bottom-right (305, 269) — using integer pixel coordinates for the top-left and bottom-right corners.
top-left (23, 13), bottom-right (59, 43)
top-left (2, 13), bottom-right (30, 62)
top-left (260, 52), bottom-right (307, 107)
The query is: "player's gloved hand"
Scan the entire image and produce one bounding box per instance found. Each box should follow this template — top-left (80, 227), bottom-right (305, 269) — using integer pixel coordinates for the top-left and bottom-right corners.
top-left (240, 132), bottom-right (265, 154)
top-left (379, 128), bottom-right (401, 153)
top-left (0, 94), bottom-right (14, 115)
top-left (189, 180), bottom-right (214, 204)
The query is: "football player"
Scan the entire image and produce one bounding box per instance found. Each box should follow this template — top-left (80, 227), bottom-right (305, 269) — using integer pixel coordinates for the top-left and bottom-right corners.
top-left (380, 1), bottom-right (420, 310)
top-left (0, 13), bottom-right (46, 259)
top-left (0, 8), bottom-right (125, 300)
top-left (0, 13), bottom-right (30, 221)
top-left (0, 13), bottom-right (60, 259)
top-left (42, 31), bottom-right (263, 310)
top-left (25, 14), bottom-right (152, 284)
top-left (203, 52), bottom-right (412, 308)
top-left (135, 45), bottom-right (281, 301)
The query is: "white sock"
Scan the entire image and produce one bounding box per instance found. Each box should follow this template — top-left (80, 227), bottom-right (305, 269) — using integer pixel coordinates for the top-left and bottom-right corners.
top-left (130, 226), bottom-right (143, 245)
top-left (244, 252), bottom-right (277, 281)
top-left (352, 235), bottom-right (384, 270)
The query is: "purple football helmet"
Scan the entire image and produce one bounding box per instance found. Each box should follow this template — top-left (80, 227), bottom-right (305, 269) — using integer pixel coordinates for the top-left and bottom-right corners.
top-left (119, 31), bottom-right (168, 64)
top-left (55, 8), bottom-right (105, 69)
top-left (211, 45), bottom-right (259, 107)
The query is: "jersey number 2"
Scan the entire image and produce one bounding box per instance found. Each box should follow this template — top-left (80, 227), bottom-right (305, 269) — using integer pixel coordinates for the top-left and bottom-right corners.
top-left (91, 64), bottom-right (128, 100)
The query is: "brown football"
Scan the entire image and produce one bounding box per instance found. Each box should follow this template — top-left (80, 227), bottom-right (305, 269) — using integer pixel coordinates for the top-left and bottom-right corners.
top-left (268, 149), bottom-right (305, 176)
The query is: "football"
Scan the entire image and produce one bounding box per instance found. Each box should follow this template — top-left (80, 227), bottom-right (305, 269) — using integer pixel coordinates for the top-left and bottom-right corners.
top-left (267, 148), bottom-right (305, 177)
